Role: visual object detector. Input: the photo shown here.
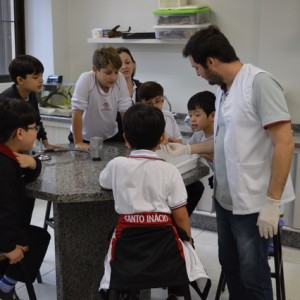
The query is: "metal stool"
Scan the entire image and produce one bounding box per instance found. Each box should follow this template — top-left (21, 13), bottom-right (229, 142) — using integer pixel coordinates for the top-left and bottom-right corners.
top-left (215, 224), bottom-right (285, 300)
top-left (36, 201), bottom-right (54, 284)
top-left (0, 254), bottom-right (37, 300)
top-left (43, 201), bottom-right (54, 230)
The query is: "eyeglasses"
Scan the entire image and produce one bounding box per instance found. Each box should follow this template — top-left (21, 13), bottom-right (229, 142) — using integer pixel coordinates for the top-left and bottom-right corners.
top-left (23, 125), bottom-right (40, 132)
top-left (143, 96), bottom-right (165, 106)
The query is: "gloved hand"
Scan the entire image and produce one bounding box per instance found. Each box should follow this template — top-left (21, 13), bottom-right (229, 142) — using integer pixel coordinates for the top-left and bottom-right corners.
top-left (257, 197), bottom-right (280, 239)
top-left (160, 143), bottom-right (191, 157)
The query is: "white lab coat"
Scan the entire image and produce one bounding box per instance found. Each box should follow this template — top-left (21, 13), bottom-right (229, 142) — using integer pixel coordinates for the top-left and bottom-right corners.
top-left (214, 64), bottom-right (295, 214)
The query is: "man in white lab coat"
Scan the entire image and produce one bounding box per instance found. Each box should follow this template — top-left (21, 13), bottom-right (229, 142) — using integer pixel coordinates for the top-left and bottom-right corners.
top-left (162, 25), bottom-right (295, 300)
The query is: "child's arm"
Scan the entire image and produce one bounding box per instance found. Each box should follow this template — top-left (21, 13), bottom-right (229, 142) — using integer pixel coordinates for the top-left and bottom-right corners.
top-left (42, 139), bottom-right (65, 149)
top-left (72, 109), bottom-right (90, 150)
top-left (14, 153), bottom-right (42, 183)
top-left (168, 136), bottom-right (182, 144)
top-left (14, 152), bottom-right (37, 169)
top-left (3, 245), bottom-right (29, 264)
top-left (172, 206), bottom-right (192, 244)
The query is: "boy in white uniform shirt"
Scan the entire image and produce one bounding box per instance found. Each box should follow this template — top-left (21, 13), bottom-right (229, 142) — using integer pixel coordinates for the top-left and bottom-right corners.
top-left (138, 81), bottom-right (182, 143)
top-left (69, 46), bottom-right (132, 150)
top-left (99, 103), bottom-right (210, 300)
top-left (138, 82), bottom-right (204, 216)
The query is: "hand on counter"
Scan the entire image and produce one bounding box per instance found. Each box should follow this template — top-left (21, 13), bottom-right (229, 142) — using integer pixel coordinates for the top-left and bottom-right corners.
top-left (42, 139), bottom-right (65, 150)
top-left (75, 142), bottom-right (90, 151)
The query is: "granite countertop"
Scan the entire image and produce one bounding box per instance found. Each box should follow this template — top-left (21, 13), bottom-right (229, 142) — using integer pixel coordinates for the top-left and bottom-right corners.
top-left (26, 142), bottom-right (209, 203)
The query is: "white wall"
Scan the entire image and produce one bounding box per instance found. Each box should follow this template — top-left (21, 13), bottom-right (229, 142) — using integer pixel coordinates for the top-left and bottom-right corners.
top-left (23, 0), bottom-right (300, 121)
top-left (25, 0), bottom-right (54, 79)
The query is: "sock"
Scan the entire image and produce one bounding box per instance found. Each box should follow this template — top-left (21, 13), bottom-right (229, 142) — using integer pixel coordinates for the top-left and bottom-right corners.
top-left (0, 275), bottom-right (17, 293)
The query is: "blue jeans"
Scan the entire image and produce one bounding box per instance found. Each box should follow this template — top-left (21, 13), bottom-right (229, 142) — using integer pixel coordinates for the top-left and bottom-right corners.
top-left (215, 199), bottom-right (273, 300)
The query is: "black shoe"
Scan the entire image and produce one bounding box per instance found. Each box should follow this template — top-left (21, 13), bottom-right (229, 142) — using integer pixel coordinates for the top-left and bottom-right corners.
top-left (0, 288), bottom-right (20, 300)
top-left (166, 294), bottom-right (178, 300)
top-left (120, 291), bottom-right (140, 300)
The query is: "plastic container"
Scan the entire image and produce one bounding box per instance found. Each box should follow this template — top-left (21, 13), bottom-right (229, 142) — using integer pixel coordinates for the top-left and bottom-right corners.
top-left (153, 7), bottom-right (210, 25)
top-left (90, 137), bottom-right (103, 160)
top-left (156, 150), bottom-right (199, 174)
top-left (153, 24), bottom-right (208, 39)
top-left (91, 28), bottom-right (103, 39)
top-left (159, 0), bottom-right (187, 9)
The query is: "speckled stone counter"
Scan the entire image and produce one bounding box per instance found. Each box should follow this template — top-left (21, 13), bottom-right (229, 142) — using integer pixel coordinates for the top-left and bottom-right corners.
top-left (26, 142), bottom-right (209, 300)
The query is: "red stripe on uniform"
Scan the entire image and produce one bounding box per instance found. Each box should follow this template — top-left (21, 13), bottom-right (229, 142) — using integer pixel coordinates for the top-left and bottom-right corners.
top-left (264, 120), bottom-right (291, 129)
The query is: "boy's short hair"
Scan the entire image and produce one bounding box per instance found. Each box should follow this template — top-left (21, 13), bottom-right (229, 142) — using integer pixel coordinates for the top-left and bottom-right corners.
top-left (9, 55), bottom-right (44, 84)
top-left (123, 103), bottom-right (165, 149)
top-left (0, 96), bottom-right (36, 143)
top-left (187, 91), bottom-right (216, 117)
top-left (93, 46), bottom-right (122, 71)
top-left (137, 81), bottom-right (163, 101)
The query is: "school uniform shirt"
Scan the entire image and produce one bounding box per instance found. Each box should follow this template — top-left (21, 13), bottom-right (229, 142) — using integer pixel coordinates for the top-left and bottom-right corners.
top-left (71, 71), bottom-right (132, 141)
top-left (189, 131), bottom-right (214, 170)
top-left (163, 110), bottom-right (182, 142)
top-left (0, 84), bottom-right (48, 141)
top-left (99, 149), bottom-right (210, 292)
top-left (0, 144), bottom-right (42, 253)
top-left (100, 149), bottom-right (187, 213)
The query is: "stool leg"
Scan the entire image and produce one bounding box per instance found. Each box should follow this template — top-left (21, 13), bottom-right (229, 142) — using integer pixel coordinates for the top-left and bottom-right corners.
top-left (36, 270), bottom-right (42, 283)
top-left (19, 259), bottom-right (37, 300)
top-left (43, 201), bottom-right (53, 230)
top-left (273, 227), bottom-right (286, 300)
top-left (215, 270), bottom-right (226, 300)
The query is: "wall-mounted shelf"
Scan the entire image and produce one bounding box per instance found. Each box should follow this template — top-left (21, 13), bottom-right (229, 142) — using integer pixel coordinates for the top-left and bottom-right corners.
top-left (87, 38), bottom-right (187, 45)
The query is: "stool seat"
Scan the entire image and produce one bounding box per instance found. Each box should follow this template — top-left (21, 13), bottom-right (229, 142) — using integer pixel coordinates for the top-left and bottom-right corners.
top-left (215, 224), bottom-right (285, 300)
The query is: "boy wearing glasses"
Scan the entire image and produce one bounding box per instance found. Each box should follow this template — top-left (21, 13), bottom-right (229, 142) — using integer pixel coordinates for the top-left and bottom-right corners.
top-left (0, 97), bottom-right (50, 300)
top-left (138, 81), bottom-right (182, 143)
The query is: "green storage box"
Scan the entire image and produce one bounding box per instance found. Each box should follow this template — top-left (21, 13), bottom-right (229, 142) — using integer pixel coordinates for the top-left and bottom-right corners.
top-left (153, 7), bottom-right (210, 25)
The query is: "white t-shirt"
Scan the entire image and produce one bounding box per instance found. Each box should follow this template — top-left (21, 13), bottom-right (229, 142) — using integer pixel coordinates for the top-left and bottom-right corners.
top-left (189, 131), bottom-right (214, 170)
top-left (71, 71), bottom-right (132, 141)
top-left (188, 130), bottom-right (213, 145)
top-left (99, 149), bottom-right (187, 214)
top-left (163, 110), bottom-right (182, 141)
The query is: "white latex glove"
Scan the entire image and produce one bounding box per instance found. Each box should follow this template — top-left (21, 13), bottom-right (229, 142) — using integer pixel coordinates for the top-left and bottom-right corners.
top-left (257, 197), bottom-right (280, 239)
top-left (160, 143), bottom-right (191, 157)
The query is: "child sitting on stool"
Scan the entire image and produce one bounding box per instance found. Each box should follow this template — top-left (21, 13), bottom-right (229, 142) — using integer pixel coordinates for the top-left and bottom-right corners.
top-left (0, 97), bottom-right (50, 300)
top-left (98, 103), bottom-right (210, 300)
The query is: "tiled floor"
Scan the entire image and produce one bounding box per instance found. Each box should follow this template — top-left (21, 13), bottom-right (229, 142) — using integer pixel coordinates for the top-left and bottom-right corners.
top-left (15, 199), bottom-right (300, 299)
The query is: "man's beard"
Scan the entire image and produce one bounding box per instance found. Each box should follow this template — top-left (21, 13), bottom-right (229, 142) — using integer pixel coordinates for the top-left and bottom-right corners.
top-left (206, 69), bottom-right (224, 86)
